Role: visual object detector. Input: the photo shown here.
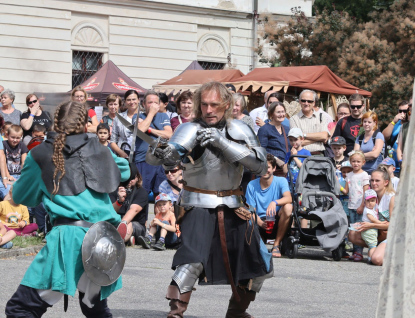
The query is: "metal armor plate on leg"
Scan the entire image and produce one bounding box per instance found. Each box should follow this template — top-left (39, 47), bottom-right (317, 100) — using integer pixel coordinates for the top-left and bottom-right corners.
top-left (172, 263), bottom-right (204, 294)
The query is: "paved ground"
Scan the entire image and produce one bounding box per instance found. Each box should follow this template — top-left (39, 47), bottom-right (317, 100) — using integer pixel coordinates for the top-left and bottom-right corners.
top-left (0, 243), bottom-right (382, 317)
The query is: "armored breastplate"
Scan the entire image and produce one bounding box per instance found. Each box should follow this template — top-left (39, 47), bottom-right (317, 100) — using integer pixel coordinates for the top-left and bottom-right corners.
top-left (178, 125), bottom-right (244, 209)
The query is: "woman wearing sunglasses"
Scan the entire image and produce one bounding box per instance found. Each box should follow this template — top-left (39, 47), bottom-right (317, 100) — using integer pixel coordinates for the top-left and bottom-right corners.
top-left (158, 165), bottom-right (182, 204)
top-left (20, 94), bottom-right (52, 138)
top-left (0, 89), bottom-right (21, 125)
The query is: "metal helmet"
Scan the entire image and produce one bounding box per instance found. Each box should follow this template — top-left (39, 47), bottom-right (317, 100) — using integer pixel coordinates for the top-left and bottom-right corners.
top-left (82, 221), bottom-right (126, 286)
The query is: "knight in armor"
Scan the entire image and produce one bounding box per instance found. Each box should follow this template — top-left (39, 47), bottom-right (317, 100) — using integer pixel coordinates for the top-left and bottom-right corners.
top-left (5, 101), bottom-right (131, 317)
top-left (146, 81), bottom-right (274, 318)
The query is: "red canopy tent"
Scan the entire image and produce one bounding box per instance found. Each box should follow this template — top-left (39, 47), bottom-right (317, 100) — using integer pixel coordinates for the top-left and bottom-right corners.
top-left (153, 69), bottom-right (245, 95)
top-left (35, 60), bottom-right (147, 114)
top-left (230, 65), bottom-right (372, 97)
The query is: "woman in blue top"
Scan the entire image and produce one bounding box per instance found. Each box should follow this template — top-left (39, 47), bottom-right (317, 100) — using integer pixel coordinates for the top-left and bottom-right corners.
top-left (354, 111), bottom-right (385, 174)
top-left (258, 102), bottom-right (290, 167)
top-left (5, 101), bottom-right (131, 317)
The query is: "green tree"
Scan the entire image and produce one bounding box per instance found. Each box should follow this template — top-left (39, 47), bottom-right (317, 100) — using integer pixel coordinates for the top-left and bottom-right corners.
top-left (313, 0), bottom-right (395, 22)
top-left (257, 0), bottom-right (415, 126)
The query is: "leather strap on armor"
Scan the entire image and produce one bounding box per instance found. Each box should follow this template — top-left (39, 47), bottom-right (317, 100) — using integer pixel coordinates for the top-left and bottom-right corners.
top-left (53, 218), bottom-right (93, 228)
top-left (217, 206), bottom-right (240, 302)
top-left (183, 185), bottom-right (243, 197)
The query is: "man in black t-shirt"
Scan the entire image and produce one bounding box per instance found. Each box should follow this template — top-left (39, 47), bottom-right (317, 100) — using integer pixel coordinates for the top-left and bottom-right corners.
top-left (110, 172), bottom-right (149, 246)
top-left (332, 94), bottom-right (365, 154)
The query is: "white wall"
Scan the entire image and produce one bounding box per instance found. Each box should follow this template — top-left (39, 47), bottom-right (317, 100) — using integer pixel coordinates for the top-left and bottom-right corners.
top-left (0, 0), bottom-right (312, 110)
top-left (146, 0), bottom-right (252, 12)
top-left (258, 0), bottom-right (314, 17)
top-left (0, 2), bottom-right (72, 110)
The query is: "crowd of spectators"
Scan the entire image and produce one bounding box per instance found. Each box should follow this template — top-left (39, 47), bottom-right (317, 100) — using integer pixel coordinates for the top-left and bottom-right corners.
top-left (0, 83), bottom-right (410, 267)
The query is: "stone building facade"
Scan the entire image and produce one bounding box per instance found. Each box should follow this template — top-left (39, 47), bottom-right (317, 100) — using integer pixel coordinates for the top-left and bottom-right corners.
top-left (0, 0), bottom-right (313, 109)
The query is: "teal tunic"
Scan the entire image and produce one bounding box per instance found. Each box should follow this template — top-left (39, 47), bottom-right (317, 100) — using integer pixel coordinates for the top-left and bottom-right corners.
top-left (12, 151), bottom-right (130, 299)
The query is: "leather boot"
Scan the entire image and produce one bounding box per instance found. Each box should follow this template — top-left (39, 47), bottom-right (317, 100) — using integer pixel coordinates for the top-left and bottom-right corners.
top-left (225, 287), bottom-right (256, 318)
top-left (166, 285), bottom-right (192, 318)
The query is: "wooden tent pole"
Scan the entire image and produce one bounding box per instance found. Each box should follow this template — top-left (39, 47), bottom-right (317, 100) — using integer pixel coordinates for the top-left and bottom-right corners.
top-left (330, 94), bottom-right (338, 117)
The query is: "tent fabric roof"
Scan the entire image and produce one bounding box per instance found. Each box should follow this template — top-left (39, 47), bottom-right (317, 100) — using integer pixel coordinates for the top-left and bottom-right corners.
top-left (179, 60), bottom-right (204, 75)
top-left (153, 69), bottom-right (245, 94)
top-left (229, 65), bottom-right (372, 97)
top-left (35, 60), bottom-right (147, 111)
top-left (79, 60), bottom-right (146, 97)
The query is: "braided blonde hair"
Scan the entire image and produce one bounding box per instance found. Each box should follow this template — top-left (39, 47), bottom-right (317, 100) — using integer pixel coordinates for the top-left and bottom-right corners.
top-left (52, 101), bottom-right (88, 195)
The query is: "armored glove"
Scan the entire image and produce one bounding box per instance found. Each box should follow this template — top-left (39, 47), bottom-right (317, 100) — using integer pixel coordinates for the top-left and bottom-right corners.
top-left (196, 128), bottom-right (229, 150)
top-left (152, 144), bottom-right (173, 160)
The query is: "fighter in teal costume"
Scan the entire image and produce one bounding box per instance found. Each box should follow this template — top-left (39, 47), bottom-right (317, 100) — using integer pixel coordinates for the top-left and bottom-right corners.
top-left (5, 101), bottom-right (130, 317)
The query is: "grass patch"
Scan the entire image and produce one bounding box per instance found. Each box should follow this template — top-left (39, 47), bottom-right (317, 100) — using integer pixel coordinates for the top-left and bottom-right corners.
top-left (12, 235), bottom-right (44, 248)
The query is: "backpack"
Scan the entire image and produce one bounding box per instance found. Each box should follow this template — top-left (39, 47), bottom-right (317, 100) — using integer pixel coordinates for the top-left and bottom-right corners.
top-left (356, 129), bottom-right (386, 159)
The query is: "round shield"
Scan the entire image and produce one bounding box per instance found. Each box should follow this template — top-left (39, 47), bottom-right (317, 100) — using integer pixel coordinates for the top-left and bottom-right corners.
top-left (82, 221), bottom-right (126, 286)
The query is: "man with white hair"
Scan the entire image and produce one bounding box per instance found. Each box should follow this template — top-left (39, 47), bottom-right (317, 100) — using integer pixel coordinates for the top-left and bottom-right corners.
top-left (289, 89), bottom-right (330, 155)
top-left (146, 81), bottom-right (273, 318)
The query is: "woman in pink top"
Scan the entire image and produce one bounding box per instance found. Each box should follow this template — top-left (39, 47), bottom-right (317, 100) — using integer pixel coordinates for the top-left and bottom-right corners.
top-left (329, 103), bottom-right (351, 136)
top-left (170, 91), bottom-right (194, 131)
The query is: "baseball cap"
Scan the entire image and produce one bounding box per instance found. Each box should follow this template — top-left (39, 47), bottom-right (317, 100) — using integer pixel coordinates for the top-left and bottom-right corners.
top-left (364, 189), bottom-right (377, 200)
top-left (288, 128), bottom-right (304, 139)
top-left (381, 157), bottom-right (395, 167)
top-left (330, 136), bottom-right (346, 146)
top-left (340, 161), bottom-right (352, 171)
top-left (155, 193), bottom-right (171, 203)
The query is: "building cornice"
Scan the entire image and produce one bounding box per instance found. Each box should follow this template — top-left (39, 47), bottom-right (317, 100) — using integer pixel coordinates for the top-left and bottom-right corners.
top-left (79, 0), bottom-right (252, 19)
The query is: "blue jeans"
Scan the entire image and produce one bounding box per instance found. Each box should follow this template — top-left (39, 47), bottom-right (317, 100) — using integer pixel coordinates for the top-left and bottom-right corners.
top-left (0, 174), bottom-right (20, 199)
top-left (340, 199), bottom-right (350, 217)
top-left (349, 209), bottom-right (363, 224)
top-left (156, 220), bottom-right (178, 246)
top-left (28, 203), bottom-right (47, 233)
top-left (135, 161), bottom-right (166, 194)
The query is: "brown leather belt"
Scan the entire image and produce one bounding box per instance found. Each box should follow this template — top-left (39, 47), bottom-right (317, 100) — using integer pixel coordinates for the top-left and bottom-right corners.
top-left (217, 206), bottom-right (240, 302)
top-left (183, 185), bottom-right (243, 197)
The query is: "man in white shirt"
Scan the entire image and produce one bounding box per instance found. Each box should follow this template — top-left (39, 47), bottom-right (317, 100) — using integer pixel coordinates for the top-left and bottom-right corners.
top-left (249, 91), bottom-right (273, 134)
top-left (314, 102), bottom-right (333, 127)
top-left (289, 89), bottom-right (330, 155)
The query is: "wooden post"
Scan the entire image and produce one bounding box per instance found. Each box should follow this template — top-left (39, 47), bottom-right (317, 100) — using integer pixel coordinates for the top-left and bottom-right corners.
top-left (330, 94), bottom-right (338, 117)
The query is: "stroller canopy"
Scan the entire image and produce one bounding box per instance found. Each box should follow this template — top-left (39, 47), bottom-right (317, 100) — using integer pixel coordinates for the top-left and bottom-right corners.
top-left (296, 157), bottom-right (340, 196)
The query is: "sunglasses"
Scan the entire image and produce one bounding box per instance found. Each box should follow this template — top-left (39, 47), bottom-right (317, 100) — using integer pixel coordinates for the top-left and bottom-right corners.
top-left (164, 168), bottom-right (180, 174)
top-left (300, 99), bottom-right (315, 104)
top-left (398, 109), bottom-right (409, 113)
top-left (27, 100), bottom-right (38, 105)
top-left (350, 104), bottom-right (363, 109)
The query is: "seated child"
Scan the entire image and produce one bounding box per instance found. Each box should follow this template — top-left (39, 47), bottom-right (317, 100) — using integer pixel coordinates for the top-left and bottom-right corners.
top-left (137, 193), bottom-right (178, 251)
top-left (1, 121), bottom-right (12, 141)
top-left (22, 124), bottom-right (46, 147)
top-left (282, 127), bottom-right (311, 184)
top-left (359, 189), bottom-right (382, 260)
top-left (0, 221), bottom-right (17, 249)
top-left (330, 136), bottom-right (349, 170)
top-left (282, 127), bottom-right (311, 228)
top-left (379, 158), bottom-right (400, 191)
top-left (0, 186), bottom-right (38, 236)
top-left (97, 123), bottom-right (128, 158)
top-left (0, 125), bottom-right (29, 199)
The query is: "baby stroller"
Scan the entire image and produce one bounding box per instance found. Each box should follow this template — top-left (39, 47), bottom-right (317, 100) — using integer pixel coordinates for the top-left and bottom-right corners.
top-left (280, 156), bottom-right (348, 261)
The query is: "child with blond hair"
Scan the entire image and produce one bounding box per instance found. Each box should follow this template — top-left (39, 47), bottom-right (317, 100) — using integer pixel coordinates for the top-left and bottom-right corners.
top-left (341, 150), bottom-right (370, 262)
